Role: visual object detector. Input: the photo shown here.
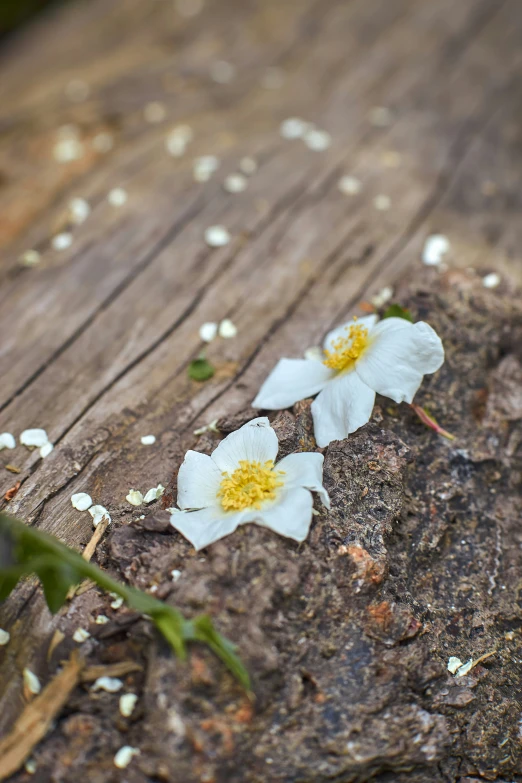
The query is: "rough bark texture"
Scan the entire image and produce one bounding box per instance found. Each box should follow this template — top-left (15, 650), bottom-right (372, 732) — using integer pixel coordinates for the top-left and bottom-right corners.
top-left (1, 0), bottom-right (522, 781)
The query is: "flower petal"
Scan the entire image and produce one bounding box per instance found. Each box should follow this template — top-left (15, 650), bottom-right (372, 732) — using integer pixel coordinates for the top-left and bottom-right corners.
top-left (355, 319), bottom-right (444, 403)
top-left (311, 370), bottom-right (375, 447)
top-left (276, 452), bottom-right (330, 508)
top-left (323, 315), bottom-right (378, 351)
top-left (252, 359), bottom-right (334, 410)
top-left (256, 487), bottom-right (314, 542)
top-left (177, 451), bottom-right (223, 510)
top-left (170, 506), bottom-right (243, 550)
top-left (211, 417), bottom-right (278, 473)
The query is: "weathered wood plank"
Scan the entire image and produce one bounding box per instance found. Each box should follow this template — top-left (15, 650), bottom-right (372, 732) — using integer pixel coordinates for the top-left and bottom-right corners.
top-left (0, 0), bottom-right (521, 772)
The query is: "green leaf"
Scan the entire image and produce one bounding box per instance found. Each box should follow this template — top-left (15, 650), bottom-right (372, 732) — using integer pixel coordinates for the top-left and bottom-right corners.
top-left (188, 357), bottom-right (215, 382)
top-left (0, 513), bottom-right (249, 688)
top-left (382, 303), bottom-right (413, 322)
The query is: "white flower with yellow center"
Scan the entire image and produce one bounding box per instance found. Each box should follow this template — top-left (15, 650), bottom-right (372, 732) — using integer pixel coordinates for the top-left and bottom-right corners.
top-left (170, 418), bottom-right (329, 550)
top-left (253, 315), bottom-right (444, 447)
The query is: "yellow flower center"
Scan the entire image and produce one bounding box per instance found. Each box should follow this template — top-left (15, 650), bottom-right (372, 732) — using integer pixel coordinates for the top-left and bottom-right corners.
top-left (323, 322), bottom-right (369, 372)
top-left (218, 460), bottom-right (285, 512)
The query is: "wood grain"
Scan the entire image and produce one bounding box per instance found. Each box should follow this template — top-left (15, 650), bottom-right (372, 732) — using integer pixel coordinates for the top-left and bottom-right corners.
top-left (0, 0), bottom-right (521, 737)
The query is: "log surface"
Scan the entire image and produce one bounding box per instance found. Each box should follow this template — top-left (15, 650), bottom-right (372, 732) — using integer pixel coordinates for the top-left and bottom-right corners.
top-left (0, 1), bottom-right (521, 780)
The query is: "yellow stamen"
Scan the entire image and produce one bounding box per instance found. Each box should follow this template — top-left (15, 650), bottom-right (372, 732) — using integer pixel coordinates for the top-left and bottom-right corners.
top-left (323, 322), bottom-right (369, 371)
top-left (218, 460), bottom-right (285, 512)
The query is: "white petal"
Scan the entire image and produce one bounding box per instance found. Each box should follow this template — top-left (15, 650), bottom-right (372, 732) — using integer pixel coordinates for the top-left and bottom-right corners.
top-left (0, 433), bottom-right (16, 450)
top-left (20, 428), bottom-right (49, 448)
top-left (170, 506), bottom-right (243, 550)
top-left (39, 442), bottom-right (54, 458)
top-left (71, 492), bottom-right (93, 511)
top-left (276, 452), bottom-right (329, 508)
top-left (311, 371), bottom-right (375, 447)
top-left (256, 487), bottom-right (313, 542)
top-left (355, 319), bottom-right (444, 403)
top-left (252, 359), bottom-right (334, 410)
top-left (323, 315), bottom-right (378, 351)
top-left (89, 505), bottom-right (111, 527)
top-left (143, 484), bottom-right (165, 504)
top-left (211, 417), bottom-right (278, 473)
top-left (126, 490), bottom-right (143, 506)
top-left (177, 451), bottom-right (223, 510)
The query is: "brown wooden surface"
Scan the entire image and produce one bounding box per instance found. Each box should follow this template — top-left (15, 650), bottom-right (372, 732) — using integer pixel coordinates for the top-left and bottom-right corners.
top-left (0, 0), bottom-right (521, 748)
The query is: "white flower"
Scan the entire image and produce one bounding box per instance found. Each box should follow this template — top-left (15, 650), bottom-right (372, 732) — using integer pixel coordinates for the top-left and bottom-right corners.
top-left (170, 417), bottom-right (329, 550)
top-left (252, 315), bottom-right (444, 447)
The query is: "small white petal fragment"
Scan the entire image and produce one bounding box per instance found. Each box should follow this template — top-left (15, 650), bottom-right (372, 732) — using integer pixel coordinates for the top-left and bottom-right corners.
top-left (338, 176), bottom-right (362, 195)
top-left (25, 760), bottom-right (37, 774)
top-left (210, 60), bottom-right (235, 84)
top-left (20, 429), bottom-right (49, 448)
top-left (223, 173), bottom-right (248, 193)
top-left (0, 433), bottom-right (16, 450)
top-left (52, 233), bottom-right (73, 251)
top-left (141, 435), bottom-right (156, 445)
top-left (92, 132), bottom-right (114, 153)
top-left (193, 155), bottom-right (220, 182)
top-left (204, 225), bottom-right (230, 247)
top-left (19, 250), bottom-right (41, 267)
top-left (71, 492), bottom-right (93, 512)
top-left (171, 569), bottom-right (182, 581)
top-left (455, 659), bottom-right (474, 678)
top-left (422, 234), bottom-right (450, 266)
top-left (199, 322), bottom-right (218, 343)
top-left (0, 629), bottom-right (10, 645)
top-left (92, 676), bottom-right (124, 693)
top-left (482, 272), bottom-right (501, 289)
top-left (165, 125), bottom-right (193, 157)
top-left (218, 318), bottom-right (237, 338)
top-left (119, 693), bottom-right (138, 717)
top-left (280, 117), bottom-right (308, 140)
top-left (114, 746), bottom-right (140, 769)
top-left (95, 614), bottom-right (109, 625)
top-left (304, 129), bottom-right (331, 151)
top-left (369, 106), bottom-right (392, 127)
top-left (374, 195), bottom-right (391, 211)
top-left (53, 138), bottom-right (84, 163)
top-left (239, 156), bottom-right (257, 175)
top-left (69, 197), bottom-right (91, 225)
top-left (73, 628), bottom-right (90, 643)
top-left (143, 484), bottom-right (165, 504)
top-left (108, 188), bottom-right (128, 207)
top-left (88, 505), bottom-right (111, 527)
top-left (193, 419), bottom-right (219, 436)
top-left (126, 489), bottom-right (144, 506)
top-left (39, 442), bottom-right (54, 458)
top-left (371, 286), bottom-right (393, 308)
top-left (447, 656), bottom-right (463, 674)
top-left (144, 101), bottom-right (166, 124)
top-left (23, 669), bottom-right (41, 695)
top-left (111, 596), bottom-right (124, 609)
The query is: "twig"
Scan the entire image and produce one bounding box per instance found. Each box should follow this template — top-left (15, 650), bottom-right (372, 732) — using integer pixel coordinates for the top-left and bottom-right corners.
top-left (410, 404), bottom-right (455, 441)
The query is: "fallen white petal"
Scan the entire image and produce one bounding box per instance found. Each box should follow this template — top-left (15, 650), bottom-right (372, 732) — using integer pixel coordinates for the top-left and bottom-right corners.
top-left (373, 194), bottom-right (391, 211)
top-left (71, 492), bottom-right (93, 512)
top-left (108, 188), bottom-right (127, 206)
top-left (193, 155), bottom-right (219, 182)
top-left (204, 225), bottom-right (230, 247)
top-left (95, 615), bottom-right (109, 625)
top-left (53, 138), bottom-right (84, 163)
top-left (141, 435), bottom-right (156, 445)
top-left (455, 659), bottom-right (474, 677)
top-left (143, 484), bottom-right (165, 504)
top-left (51, 233), bottom-right (73, 251)
top-left (114, 746), bottom-right (140, 769)
top-left (171, 569), bottom-right (182, 581)
top-left (92, 676), bottom-right (123, 692)
top-left (126, 489), bottom-right (144, 506)
top-left (223, 173), bottom-right (247, 193)
top-left (119, 693), bottom-right (138, 717)
top-left (73, 628), bottom-right (90, 643)
top-left (338, 175), bottom-right (362, 195)
top-left (19, 250), bottom-right (41, 267)
top-left (177, 451), bottom-right (223, 510)
top-left (422, 234), bottom-right (450, 266)
top-left (218, 318), bottom-right (237, 338)
top-left (199, 322), bottom-right (218, 342)
top-left (23, 668), bottom-right (41, 695)
top-left (447, 656), bottom-right (463, 674)
top-left (20, 428), bottom-right (49, 448)
top-left (304, 129), bottom-right (331, 151)
top-left (92, 132), bottom-right (114, 153)
top-left (88, 505), bottom-right (111, 527)
top-left (211, 417), bottom-right (278, 473)
top-left (111, 597), bottom-right (124, 609)
top-left (144, 101), bottom-right (166, 123)
top-left (193, 419), bottom-right (220, 436)
top-left (0, 629), bottom-right (10, 645)
top-left (253, 358), bottom-right (333, 410)
top-left (39, 442), bottom-right (54, 458)
top-left (0, 432), bottom-right (16, 450)
top-left (280, 117), bottom-right (309, 140)
top-left (69, 197), bottom-right (91, 225)
top-left (311, 370), bottom-right (376, 446)
top-left (371, 286), bottom-right (393, 308)
top-left (482, 272), bottom-right (500, 289)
